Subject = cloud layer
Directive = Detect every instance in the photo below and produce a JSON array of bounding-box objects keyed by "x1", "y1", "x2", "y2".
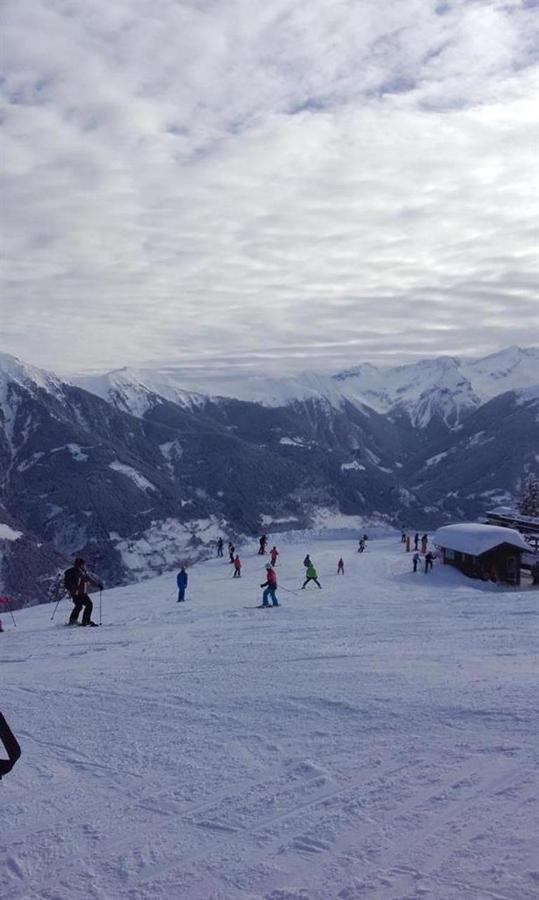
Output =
[{"x1": 1, "y1": 0, "x2": 538, "y2": 374}]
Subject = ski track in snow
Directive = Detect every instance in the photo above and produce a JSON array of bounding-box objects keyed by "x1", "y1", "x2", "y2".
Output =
[{"x1": 1, "y1": 538, "x2": 538, "y2": 900}]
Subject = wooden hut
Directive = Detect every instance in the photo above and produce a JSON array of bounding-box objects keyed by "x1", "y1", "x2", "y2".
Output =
[{"x1": 432, "y1": 523, "x2": 529, "y2": 586}]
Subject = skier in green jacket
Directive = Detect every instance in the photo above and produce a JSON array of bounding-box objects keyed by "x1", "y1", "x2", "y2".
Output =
[{"x1": 302, "y1": 564, "x2": 321, "y2": 589}]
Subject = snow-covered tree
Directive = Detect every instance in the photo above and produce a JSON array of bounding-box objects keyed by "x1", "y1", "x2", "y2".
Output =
[{"x1": 518, "y1": 473, "x2": 539, "y2": 517}]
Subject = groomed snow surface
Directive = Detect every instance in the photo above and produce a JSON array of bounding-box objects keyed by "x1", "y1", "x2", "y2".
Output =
[{"x1": 1, "y1": 537, "x2": 538, "y2": 900}]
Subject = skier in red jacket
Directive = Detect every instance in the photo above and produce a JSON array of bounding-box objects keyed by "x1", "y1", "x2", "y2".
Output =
[{"x1": 260, "y1": 564, "x2": 279, "y2": 607}]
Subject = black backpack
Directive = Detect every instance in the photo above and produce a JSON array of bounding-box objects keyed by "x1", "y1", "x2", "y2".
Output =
[{"x1": 63, "y1": 567, "x2": 79, "y2": 594}]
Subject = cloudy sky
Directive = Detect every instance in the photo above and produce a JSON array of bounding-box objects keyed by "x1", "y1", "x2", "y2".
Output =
[{"x1": 1, "y1": 0, "x2": 538, "y2": 376}]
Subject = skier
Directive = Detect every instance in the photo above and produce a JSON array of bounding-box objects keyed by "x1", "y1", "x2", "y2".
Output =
[
  {"x1": 302, "y1": 563, "x2": 322, "y2": 589},
  {"x1": 233, "y1": 555, "x2": 242, "y2": 578},
  {"x1": 405, "y1": 535, "x2": 411, "y2": 553},
  {"x1": 228, "y1": 542, "x2": 235, "y2": 563},
  {"x1": 424, "y1": 551, "x2": 434, "y2": 573},
  {"x1": 358, "y1": 538, "x2": 365, "y2": 553},
  {"x1": 0, "y1": 712, "x2": 21, "y2": 779},
  {"x1": 401, "y1": 529, "x2": 406, "y2": 544},
  {"x1": 412, "y1": 552, "x2": 420, "y2": 573},
  {"x1": 270, "y1": 546, "x2": 279, "y2": 566},
  {"x1": 363, "y1": 533, "x2": 369, "y2": 542},
  {"x1": 414, "y1": 532, "x2": 419, "y2": 551},
  {"x1": 260, "y1": 564, "x2": 279, "y2": 607},
  {"x1": 177, "y1": 566, "x2": 188, "y2": 601},
  {"x1": 0, "y1": 619, "x2": 3, "y2": 633},
  {"x1": 258, "y1": 534, "x2": 268, "y2": 555},
  {"x1": 337, "y1": 557, "x2": 344, "y2": 574},
  {"x1": 64, "y1": 558, "x2": 103, "y2": 627},
  {"x1": 217, "y1": 537, "x2": 224, "y2": 558},
  {"x1": 303, "y1": 553, "x2": 312, "y2": 568},
  {"x1": 421, "y1": 534, "x2": 428, "y2": 554}
]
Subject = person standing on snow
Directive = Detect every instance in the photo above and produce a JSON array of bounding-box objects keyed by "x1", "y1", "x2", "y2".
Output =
[
  {"x1": 421, "y1": 534, "x2": 428, "y2": 554},
  {"x1": 64, "y1": 558, "x2": 103, "y2": 627},
  {"x1": 177, "y1": 567, "x2": 188, "y2": 601},
  {"x1": 414, "y1": 532, "x2": 419, "y2": 551},
  {"x1": 233, "y1": 555, "x2": 242, "y2": 578},
  {"x1": 337, "y1": 557, "x2": 344, "y2": 574},
  {"x1": 358, "y1": 539, "x2": 365, "y2": 553},
  {"x1": 228, "y1": 542, "x2": 235, "y2": 563},
  {"x1": 424, "y1": 551, "x2": 434, "y2": 573},
  {"x1": 270, "y1": 546, "x2": 279, "y2": 566},
  {"x1": 260, "y1": 564, "x2": 279, "y2": 607},
  {"x1": 405, "y1": 535, "x2": 411, "y2": 552},
  {"x1": 217, "y1": 538, "x2": 224, "y2": 558},
  {"x1": 412, "y1": 552, "x2": 420, "y2": 573},
  {"x1": 259, "y1": 535, "x2": 268, "y2": 555},
  {"x1": 302, "y1": 563, "x2": 322, "y2": 589}
]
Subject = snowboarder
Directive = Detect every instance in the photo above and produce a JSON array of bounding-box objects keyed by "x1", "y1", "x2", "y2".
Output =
[
  {"x1": 64, "y1": 558, "x2": 103, "y2": 627},
  {"x1": 233, "y1": 555, "x2": 242, "y2": 578},
  {"x1": 412, "y1": 552, "x2": 420, "y2": 573},
  {"x1": 260, "y1": 564, "x2": 279, "y2": 606},
  {"x1": 0, "y1": 712, "x2": 21, "y2": 779},
  {"x1": 337, "y1": 557, "x2": 344, "y2": 574},
  {"x1": 258, "y1": 534, "x2": 268, "y2": 555},
  {"x1": 405, "y1": 535, "x2": 411, "y2": 553},
  {"x1": 177, "y1": 567, "x2": 188, "y2": 601},
  {"x1": 228, "y1": 542, "x2": 235, "y2": 563},
  {"x1": 302, "y1": 564, "x2": 321, "y2": 589},
  {"x1": 358, "y1": 538, "x2": 365, "y2": 553},
  {"x1": 270, "y1": 546, "x2": 279, "y2": 566},
  {"x1": 421, "y1": 534, "x2": 428, "y2": 554},
  {"x1": 414, "y1": 532, "x2": 419, "y2": 551},
  {"x1": 424, "y1": 551, "x2": 434, "y2": 573},
  {"x1": 217, "y1": 537, "x2": 224, "y2": 558},
  {"x1": 303, "y1": 554, "x2": 312, "y2": 568}
]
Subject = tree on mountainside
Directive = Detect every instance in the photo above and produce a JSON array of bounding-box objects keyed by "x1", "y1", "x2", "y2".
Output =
[{"x1": 518, "y1": 473, "x2": 539, "y2": 517}]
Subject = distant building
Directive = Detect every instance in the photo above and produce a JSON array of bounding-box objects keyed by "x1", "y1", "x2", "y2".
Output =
[
  {"x1": 432, "y1": 523, "x2": 530, "y2": 586},
  {"x1": 482, "y1": 507, "x2": 539, "y2": 551}
]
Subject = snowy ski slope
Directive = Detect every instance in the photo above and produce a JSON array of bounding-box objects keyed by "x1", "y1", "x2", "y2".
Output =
[{"x1": 1, "y1": 537, "x2": 538, "y2": 900}]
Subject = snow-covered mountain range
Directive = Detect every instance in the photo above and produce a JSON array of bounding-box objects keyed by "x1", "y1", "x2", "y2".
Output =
[
  {"x1": 75, "y1": 345, "x2": 539, "y2": 429},
  {"x1": 1, "y1": 347, "x2": 537, "y2": 606}
]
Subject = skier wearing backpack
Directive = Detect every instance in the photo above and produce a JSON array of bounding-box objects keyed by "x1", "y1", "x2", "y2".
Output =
[
  {"x1": 64, "y1": 558, "x2": 103, "y2": 627},
  {"x1": 302, "y1": 564, "x2": 322, "y2": 589},
  {"x1": 177, "y1": 567, "x2": 188, "y2": 601},
  {"x1": 260, "y1": 564, "x2": 279, "y2": 607}
]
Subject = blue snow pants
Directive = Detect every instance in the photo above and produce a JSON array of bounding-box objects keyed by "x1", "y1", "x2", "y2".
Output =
[{"x1": 262, "y1": 587, "x2": 278, "y2": 606}]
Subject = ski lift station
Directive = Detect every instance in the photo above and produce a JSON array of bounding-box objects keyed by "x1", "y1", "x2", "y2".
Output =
[{"x1": 432, "y1": 523, "x2": 531, "y2": 586}]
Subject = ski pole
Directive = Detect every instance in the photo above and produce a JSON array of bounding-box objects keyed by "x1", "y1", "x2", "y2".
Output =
[
  {"x1": 7, "y1": 601, "x2": 16, "y2": 627},
  {"x1": 50, "y1": 596, "x2": 63, "y2": 621}
]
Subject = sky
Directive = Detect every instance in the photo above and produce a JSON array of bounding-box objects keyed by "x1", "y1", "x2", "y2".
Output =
[{"x1": 1, "y1": 0, "x2": 538, "y2": 376}]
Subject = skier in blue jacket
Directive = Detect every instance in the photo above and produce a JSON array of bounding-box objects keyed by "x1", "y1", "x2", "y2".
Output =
[{"x1": 177, "y1": 567, "x2": 188, "y2": 602}]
